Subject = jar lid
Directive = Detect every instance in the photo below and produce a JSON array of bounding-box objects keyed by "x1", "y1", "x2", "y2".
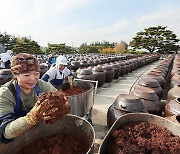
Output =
[
  {"x1": 138, "y1": 78, "x2": 161, "y2": 88},
  {"x1": 114, "y1": 94, "x2": 145, "y2": 112},
  {"x1": 131, "y1": 86, "x2": 159, "y2": 101}
]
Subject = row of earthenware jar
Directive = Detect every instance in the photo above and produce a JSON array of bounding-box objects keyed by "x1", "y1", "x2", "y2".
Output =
[
  {"x1": 75, "y1": 54, "x2": 160, "y2": 87},
  {"x1": 165, "y1": 54, "x2": 180, "y2": 125},
  {"x1": 130, "y1": 55, "x2": 174, "y2": 116},
  {"x1": 0, "y1": 53, "x2": 159, "y2": 86},
  {"x1": 107, "y1": 54, "x2": 176, "y2": 128}
]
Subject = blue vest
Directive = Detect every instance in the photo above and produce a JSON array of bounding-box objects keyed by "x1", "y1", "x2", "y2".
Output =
[{"x1": 14, "y1": 84, "x2": 41, "y2": 117}]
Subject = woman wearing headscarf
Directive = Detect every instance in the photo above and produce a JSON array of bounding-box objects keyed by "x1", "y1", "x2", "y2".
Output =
[
  {"x1": 0, "y1": 53, "x2": 66, "y2": 143},
  {"x1": 41, "y1": 55, "x2": 71, "y2": 88}
]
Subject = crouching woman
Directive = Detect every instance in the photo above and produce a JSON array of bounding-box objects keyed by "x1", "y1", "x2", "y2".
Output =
[{"x1": 0, "y1": 53, "x2": 58, "y2": 143}]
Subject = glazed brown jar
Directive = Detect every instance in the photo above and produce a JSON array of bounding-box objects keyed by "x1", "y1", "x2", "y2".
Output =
[
  {"x1": 167, "y1": 85, "x2": 180, "y2": 102},
  {"x1": 80, "y1": 60, "x2": 89, "y2": 68},
  {"x1": 92, "y1": 65, "x2": 106, "y2": 87},
  {"x1": 136, "y1": 78, "x2": 163, "y2": 100},
  {"x1": 110, "y1": 63, "x2": 120, "y2": 79},
  {"x1": 87, "y1": 60, "x2": 95, "y2": 67},
  {"x1": 107, "y1": 94, "x2": 145, "y2": 128},
  {"x1": 102, "y1": 64, "x2": 115, "y2": 83},
  {"x1": 0, "y1": 69, "x2": 13, "y2": 85},
  {"x1": 123, "y1": 61, "x2": 130, "y2": 74},
  {"x1": 166, "y1": 115, "x2": 180, "y2": 125},
  {"x1": 93, "y1": 59, "x2": 100, "y2": 66},
  {"x1": 148, "y1": 71, "x2": 166, "y2": 81},
  {"x1": 116, "y1": 62, "x2": 126, "y2": 76},
  {"x1": 170, "y1": 74, "x2": 180, "y2": 88},
  {"x1": 165, "y1": 98, "x2": 180, "y2": 116},
  {"x1": 71, "y1": 61, "x2": 81, "y2": 72},
  {"x1": 131, "y1": 86, "x2": 162, "y2": 116},
  {"x1": 149, "y1": 69, "x2": 167, "y2": 80},
  {"x1": 171, "y1": 66, "x2": 180, "y2": 77},
  {"x1": 76, "y1": 68, "x2": 95, "y2": 81},
  {"x1": 143, "y1": 74, "x2": 165, "y2": 88}
]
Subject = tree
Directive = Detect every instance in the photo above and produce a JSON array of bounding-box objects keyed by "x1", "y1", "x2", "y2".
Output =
[
  {"x1": 13, "y1": 37, "x2": 40, "y2": 54},
  {"x1": 130, "y1": 26, "x2": 179, "y2": 53},
  {"x1": 0, "y1": 31, "x2": 17, "y2": 50},
  {"x1": 100, "y1": 47, "x2": 114, "y2": 53},
  {"x1": 79, "y1": 41, "x2": 116, "y2": 53},
  {"x1": 114, "y1": 41, "x2": 128, "y2": 54},
  {"x1": 47, "y1": 43, "x2": 76, "y2": 54}
]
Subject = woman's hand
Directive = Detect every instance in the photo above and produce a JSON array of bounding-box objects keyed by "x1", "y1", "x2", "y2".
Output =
[{"x1": 26, "y1": 99, "x2": 60, "y2": 126}]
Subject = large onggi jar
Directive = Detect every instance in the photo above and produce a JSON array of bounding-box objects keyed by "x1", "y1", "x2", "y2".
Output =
[
  {"x1": 136, "y1": 77, "x2": 163, "y2": 100},
  {"x1": 102, "y1": 64, "x2": 115, "y2": 83},
  {"x1": 167, "y1": 85, "x2": 180, "y2": 102},
  {"x1": 76, "y1": 68, "x2": 95, "y2": 81},
  {"x1": 107, "y1": 94, "x2": 145, "y2": 128},
  {"x1": 92, "y1": 65, "x2": 106, "y2": 87},
  {"x1": 131, "y1": 86, "x2": 163, "y2": 116},
  {"x1": 0, "y1": 69, "x2": 13, "y2": 85},
  {"x1": 165, "y1": 98, "x2": 180, "y2": 116}
]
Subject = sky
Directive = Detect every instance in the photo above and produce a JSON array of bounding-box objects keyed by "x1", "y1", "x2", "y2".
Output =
[{"x1": 0, "y1": 0, "x2": 180, "y2": 47}]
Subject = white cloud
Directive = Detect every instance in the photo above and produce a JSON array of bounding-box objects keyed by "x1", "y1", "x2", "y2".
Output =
[{"x1": 137, "y1": 3, "x2": 180, "y2": 37}]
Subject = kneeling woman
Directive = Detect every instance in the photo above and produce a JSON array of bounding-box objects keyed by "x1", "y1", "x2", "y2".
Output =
[{"x1": 0, "y1": 53, "x2": 59, "y2": 143}]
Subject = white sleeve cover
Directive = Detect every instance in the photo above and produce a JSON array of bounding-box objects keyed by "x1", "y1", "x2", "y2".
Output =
[{"x1": 4, "y1": 116, "x2": 33, "y2": 139}]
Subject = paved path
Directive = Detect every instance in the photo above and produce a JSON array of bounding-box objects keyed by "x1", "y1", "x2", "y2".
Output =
[{"x1": 92, "y1": 60, "x2": 163, "y2": 153}]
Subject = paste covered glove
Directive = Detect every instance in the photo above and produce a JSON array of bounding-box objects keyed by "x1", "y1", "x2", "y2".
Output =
[{"x1": 26, "y1": 91, "x2": 70, "y2": 126}]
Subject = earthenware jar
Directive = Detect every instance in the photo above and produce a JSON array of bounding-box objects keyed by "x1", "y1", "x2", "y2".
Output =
[
  {"x1": 131, "y1": 86, "x2": 162, "y2": 115},
  {"x1": 123, "y1": 61, "x2": 130, "y2": 74},
  {"x1": 116, "y1": 62, "x2": 125, "y2": 76},
  {"x1": 71, "y1": 61, "x2": 81, "y2": 72},
  {"x1": 170, "y1": 74, "x2": 180, "y2": 88},
  {"x1": 87, "y1": 60, "x2": 95, "y2": 67},
  {"x1": 76, "y1": 68, "x2": 95, "y2": 81},
  {"x1": 0, "y1": 69, "x2": 13, "y2": 85},
  {"x1": 167, "y1": 85, "x2": 180, "y2": 102},
  {"x1": 102, "y1": 64, "x2": 115, "y2": 83},
  {"x1": 107, "y1": 94, "x2": 145, "y2": 128},
  {"x1": 136, "y1": 78, "x2": 163, "y2": 100},
  {"x1": 110, "y1": 63, "x2": 120, "y2": 79},
  {"x1": 143, "y1": 74, "x2": 165, "y2": 88},
  {"x1": 80, "y1": 60, "x2": 89, "y2": 68},
  {"x1": 93, "y1": 59, "x2": 100, "y2": 66},
  {"x1": 166, "y1": 115, "x2": 180, "y2": 125},
  {"x1": 165, "y1": 98, "x2": 180, "y2": 116},
  {"x1": 92, "y1": 65, "x2": 106, "y2": 87}
]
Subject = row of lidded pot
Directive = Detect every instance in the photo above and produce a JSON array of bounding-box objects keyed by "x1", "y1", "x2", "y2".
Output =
[
  {"x1": 0, "y1": 53, "x2": 160, "y2": 86},
  {"x1": 107, "y1": 54, "x2": 175, "y2": 128},
  {"x1": 75, "y1": 54, "x2": 160, "y2": 87},
  {"x1": 165, "y1": 54, "x2": 180, "y2": 124}
]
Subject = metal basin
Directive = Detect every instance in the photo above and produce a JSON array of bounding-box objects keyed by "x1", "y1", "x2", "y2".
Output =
[
  {"x1": 62, "y1": 80, "x2": 94, "y2": 117},
  {"x1": 0, "y1": 114, "x2": 95, "y2": 154},
  {"x1": 99, "y1": 113, "x2": 180, "y2": 154}
]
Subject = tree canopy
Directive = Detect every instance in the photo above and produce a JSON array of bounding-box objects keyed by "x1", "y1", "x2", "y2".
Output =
[
  {"x1": 0, "y1": 31, "x2": 16, "y2": 50},
  {"x1": 130, "y1": 26, "x2": 179, "y2": 54}
]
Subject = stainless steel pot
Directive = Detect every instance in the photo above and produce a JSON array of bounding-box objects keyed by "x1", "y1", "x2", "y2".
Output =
[
  {"x1": 99, "y1": 113, "x2": 180, "y2": 154},
  {"x1": 0, "y1": 114, "x2": 95, "y2": 154},
  {"x1": 67, "y1": 80, "x2": 94, "y2": 117}
]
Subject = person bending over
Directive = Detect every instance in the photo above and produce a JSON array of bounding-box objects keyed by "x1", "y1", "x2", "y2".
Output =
[{"x1": 41, "y1": 55, "x2": 71, "y2": 88}]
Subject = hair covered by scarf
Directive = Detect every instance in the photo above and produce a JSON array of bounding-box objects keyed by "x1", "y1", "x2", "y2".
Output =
[{"x1": 11, "y1": 53, "x2": 40, "y2": 74}]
